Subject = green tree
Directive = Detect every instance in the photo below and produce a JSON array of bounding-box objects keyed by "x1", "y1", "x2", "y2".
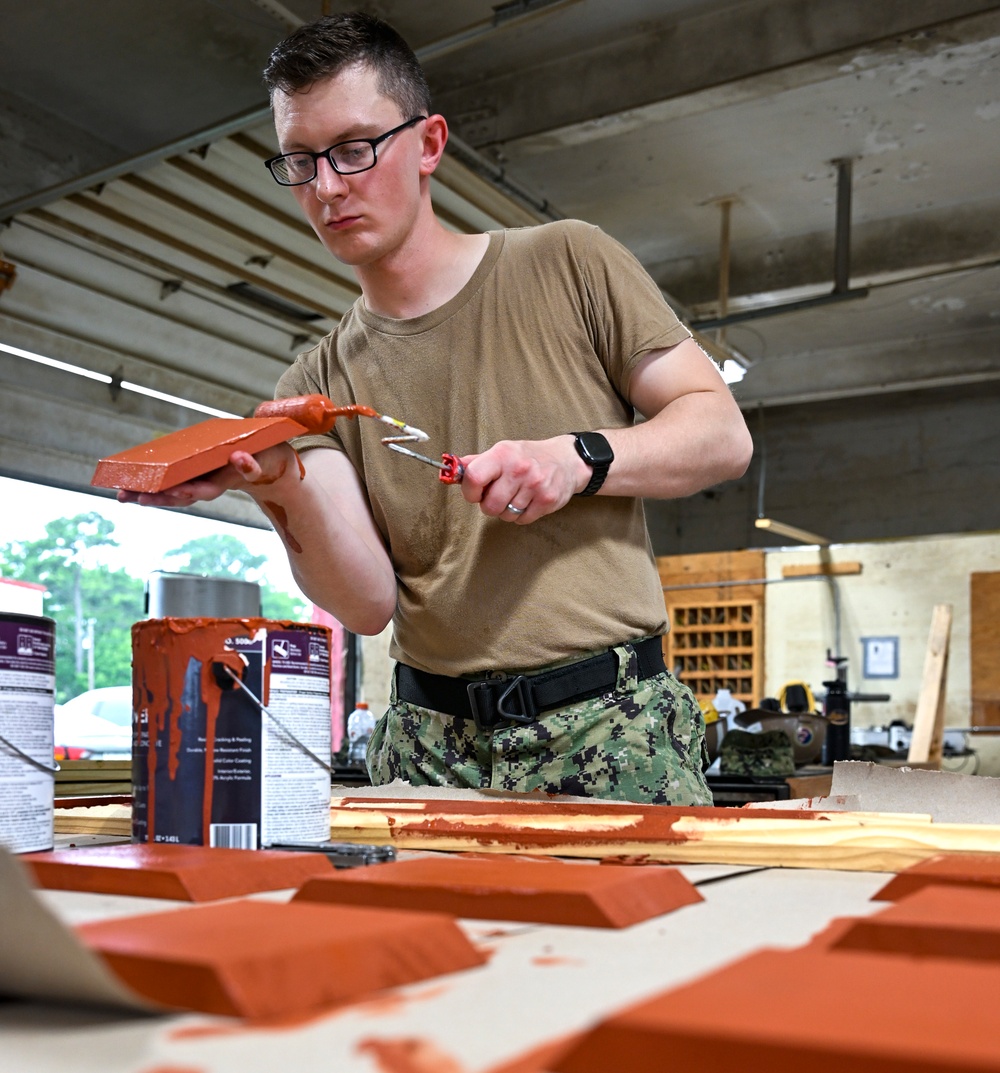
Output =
[
  {"x1": 0, "y1": 513, "x2": 143, "y2": 702},
  {"x1": 163, "y1": 534, "x2": 309, "y2": 621},
  {"x1": 163, "y1": 534, "x2": 267, "y2": 579}
]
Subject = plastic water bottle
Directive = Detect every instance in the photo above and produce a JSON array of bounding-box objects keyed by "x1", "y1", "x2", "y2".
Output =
[{"x1": 346, "y1": 701, "x2": 375, "y2": 765}]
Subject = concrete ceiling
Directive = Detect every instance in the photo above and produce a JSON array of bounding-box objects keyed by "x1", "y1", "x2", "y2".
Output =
[{"x1": 0, "y1": 0, "x2": 998, "y2": 546}]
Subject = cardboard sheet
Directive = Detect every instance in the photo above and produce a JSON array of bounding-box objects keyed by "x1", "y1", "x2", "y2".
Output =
[
  {"x1": 830, "y1": 761, "x2": 1000, "y2": 823},
  {"x1": 0, "y1": 847, "x2": 156, "y2": 1012}
]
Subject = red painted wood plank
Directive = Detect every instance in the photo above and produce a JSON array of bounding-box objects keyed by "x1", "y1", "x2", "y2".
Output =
[
  {"x1": 22, "y1": 843, "x2": 335, "y2": 901},
  {"x1": 294, "y1": 856, "x2": 702, "y2": 928}
]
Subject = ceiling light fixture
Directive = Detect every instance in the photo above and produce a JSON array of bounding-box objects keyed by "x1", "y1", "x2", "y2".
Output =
[{"x1": 754, "y1": 516, "x2": 831, "y2": 546}]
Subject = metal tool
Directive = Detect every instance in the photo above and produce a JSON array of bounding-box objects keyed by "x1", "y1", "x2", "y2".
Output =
[
  {"x1": 262, "y1": 394, "x2": 464, "y2": 483},
  {"x1": 383, "y1": 443, "x2": 465, "y2": 483},
  {"x1": 268, "y1": 840, "x2": 397, "y2": 868}
]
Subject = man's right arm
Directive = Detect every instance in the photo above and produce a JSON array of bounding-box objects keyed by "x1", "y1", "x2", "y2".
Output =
[{"x1": 119, "y1": 443, "x2": 397, "y2": 635}]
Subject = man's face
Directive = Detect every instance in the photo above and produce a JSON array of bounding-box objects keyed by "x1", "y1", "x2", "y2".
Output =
[{"x1": 271, "y1": 64, "x2": 426, "y2": 268}]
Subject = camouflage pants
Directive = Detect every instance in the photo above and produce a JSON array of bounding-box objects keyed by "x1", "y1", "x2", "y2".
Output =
[{"x1": 367, "y1": 640, "x2": 712, "y2": 806}]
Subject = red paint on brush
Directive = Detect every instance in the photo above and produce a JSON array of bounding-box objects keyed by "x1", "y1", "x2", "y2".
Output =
[{"x1": 254, "y1": 395, "x2": 378, "y2": 433}]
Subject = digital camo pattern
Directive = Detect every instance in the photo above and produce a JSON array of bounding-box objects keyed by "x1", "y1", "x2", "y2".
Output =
[
  {"x1": 719, "y1": 728, "x2": 796, "y2": 778},
  {"x1": 367, "y1": 641, "x2": 712, "y2": 805}
]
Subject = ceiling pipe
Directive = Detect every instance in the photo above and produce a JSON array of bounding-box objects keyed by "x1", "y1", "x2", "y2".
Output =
[
  {"x1": 692, "y1": 157, "x2": 869, "y2": 331},
  {"x1": 753, "y1": 405, "x2": 831, "y2": 547}
]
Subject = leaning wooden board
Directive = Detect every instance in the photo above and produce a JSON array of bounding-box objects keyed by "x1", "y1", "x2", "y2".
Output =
[{"x1": 327, "y1": 797, "x2": 1000, "y2": 873}]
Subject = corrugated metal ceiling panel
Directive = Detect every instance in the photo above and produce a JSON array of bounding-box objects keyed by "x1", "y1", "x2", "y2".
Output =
[{"x1": 0, "y1": 117, "x2": 543, "y2": 527}]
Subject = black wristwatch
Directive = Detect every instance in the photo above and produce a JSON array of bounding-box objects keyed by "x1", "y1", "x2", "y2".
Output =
[{"x1": 572, "y1": 432, "x2": 614, "y2": 496}]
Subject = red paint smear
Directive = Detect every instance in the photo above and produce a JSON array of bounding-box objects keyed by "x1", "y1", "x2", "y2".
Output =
[
  {"x1": 167, "y1": 979, "x2": 451, "y2": 1040},
  {"x1": 331, "y1": 797, "x2": 825, "y2": 853},
  {"x1": 355, "y1": 983, "x2": 451, "y2": 1018},
  {"x1": 356, "y1": 1037, "x2": 466, "y2": 1073},
  {"x1": 138, "y1": 1067, "x2": 206, "y2": 1073},
  {"x1": 263, "y1": 500, "x2": 303, "y2": 554},
  {"x1": 532, "y1": 955, "x2": 585, "y2": 967}
]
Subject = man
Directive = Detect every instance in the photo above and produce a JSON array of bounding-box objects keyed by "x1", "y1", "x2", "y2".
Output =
[{"x1": 126, "y1": 12, "x2": 752, "y2": 804}]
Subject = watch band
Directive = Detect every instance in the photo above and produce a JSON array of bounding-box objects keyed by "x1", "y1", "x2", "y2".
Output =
[{"x1": 572, "y1": 432, "x2": 614, "y2": 496}]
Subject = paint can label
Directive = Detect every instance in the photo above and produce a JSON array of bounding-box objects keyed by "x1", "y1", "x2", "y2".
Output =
[
  {"x1": 0, "y1": 614, "x2": 56, "y2": 853},
  {"x1": 132, "y1": 619, "x2": 332, "y2": 848}
]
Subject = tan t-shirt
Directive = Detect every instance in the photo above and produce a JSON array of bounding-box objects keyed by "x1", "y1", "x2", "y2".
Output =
[{"x1": 277, "y1": 220, "x2": 690, "y2": 676}]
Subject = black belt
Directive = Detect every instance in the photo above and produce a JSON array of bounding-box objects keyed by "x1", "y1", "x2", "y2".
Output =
[{"x1": 395, "y1": 636, "x2": 665, "y2": 732}]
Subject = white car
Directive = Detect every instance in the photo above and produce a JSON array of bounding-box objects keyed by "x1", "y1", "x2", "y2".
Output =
[{"x1": 54, "y1": 686, "x2": 133, "y2": 760}]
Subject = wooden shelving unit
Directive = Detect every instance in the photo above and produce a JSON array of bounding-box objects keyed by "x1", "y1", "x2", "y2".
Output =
[
  {"x1": 657, "y1": 550, "x2": 765, "y2": 709},
  {"x1": 664, "y1": 600, "x2": 762, "y2": 707}
]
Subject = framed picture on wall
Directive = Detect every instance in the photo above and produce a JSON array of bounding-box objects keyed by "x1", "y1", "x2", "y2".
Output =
[{"x1": 862, "y1": 636, "x2": 899, "y2": 679}]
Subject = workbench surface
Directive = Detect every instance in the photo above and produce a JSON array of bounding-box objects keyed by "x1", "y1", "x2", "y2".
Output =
[{"x1": 1, "y1": 850, "x2": 889, "y2": 1073}]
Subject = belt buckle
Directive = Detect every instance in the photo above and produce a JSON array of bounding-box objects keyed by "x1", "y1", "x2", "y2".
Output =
[{"x1": 467, "y1": 675, "x2": 537, "y2": 731}]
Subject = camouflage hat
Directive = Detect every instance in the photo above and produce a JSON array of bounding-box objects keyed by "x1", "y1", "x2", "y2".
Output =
[{"x1": 719, "y1": 728, "x2": 795, "y2": 778}]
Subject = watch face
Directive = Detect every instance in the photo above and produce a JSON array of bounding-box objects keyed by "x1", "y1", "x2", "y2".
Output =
[{"x1": 575, "y1": 432, "x2": 614, "y2": 466}]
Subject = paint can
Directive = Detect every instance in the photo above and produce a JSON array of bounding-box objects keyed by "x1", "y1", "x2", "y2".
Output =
[
  {"x1": 132, "y1": 617, "x2": 332, "y2": 848},
  {"x1": 0, "y1": 613, "x2": 57, "y2": 853},
  {"x1": 144, "y1": 571, "x2": 261, "y2": 619}
]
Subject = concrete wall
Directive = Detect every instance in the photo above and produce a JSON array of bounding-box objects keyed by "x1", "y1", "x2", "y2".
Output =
[
  {"x1": 645, "y1": 383, "x2": 1000, "y2": 556},
  {"x1": 764, "y1": 531, "x2": 1000, "y2": 772}
]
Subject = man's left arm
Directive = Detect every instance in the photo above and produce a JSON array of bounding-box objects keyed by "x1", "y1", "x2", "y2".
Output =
[
  {"x1": 597, "y1": 336, "x2": 753, "y2": 498},
  {"x1": 458, "y1": 337, "x2": 752, "y2": 520}
]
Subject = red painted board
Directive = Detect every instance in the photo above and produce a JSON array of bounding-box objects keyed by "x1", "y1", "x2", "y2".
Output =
[
  {"x1": 294, "y1": 856, "x2": 702, "y2": 928},
  {"x1": 77, "y1": 899, "x2": 486, "y2": 1018},
  {"x1": 330, "y1": 797, "x2": 824, "y2": 853},
  {"x1": 833, "y1": 884, "x2": 1000, "y2": 962},
  {"x1": 90, "y1": 416, "x2": 307, "y2": 493},
  {"x1": 553, "y1": 946, "x2": 1000, "y2": 1073},
  {"x1": 874, "y1": 852, "x2": 1000, "y2": 901},
  {"x1": 22, "y1": 843, "x2": 336, "y2": 901}
]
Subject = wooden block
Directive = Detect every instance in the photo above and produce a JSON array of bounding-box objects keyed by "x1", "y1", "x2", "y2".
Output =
[
  {"x1": 874, "y1": 853, "x2": 1000, "y2": 901},
  {"x1": 971, "y1": 571, "x2": 1000, "y2": 727},
  {"x1": 552, "y1": 946, "x2": 1000, "y2": 1073},
  {"x1": 907, "y1": 603, "x2": 952, "y2": 766},
  {"x1": 53, "y1": 802, "x2": 131, "y2": 836},
  {"x1": 781, "y1": 561, "x2": 862, "y2": 578},
  {"x1": 833, "y1": 885, "x2": 1000, "y2": 962},
  {"x1": 78, "y1": 899, "x2": 486, "y2": 1018},
  {"x1": 90, "y1": 415, "x2": 307, "y2": 492},
  {"x1": 55, "y1": 760, "x2": 132, "y2": 783},
  {"x1": 294, "y1": 856, "x2": 702, "y2": 928},
  {"x1": 21, "y1": 843, "x2": 336, "y2": 901}
]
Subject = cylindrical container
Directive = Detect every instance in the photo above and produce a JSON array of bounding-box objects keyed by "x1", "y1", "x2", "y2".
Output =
[
  {"x1": 346, "y1": 701, "x2": 375, "y2": 766},
  {"x1": 821, "y1": 677, "x2": 852, "y2": 765},
  {"x1": 132, "y1": 617, "x2": 332, "y2": 849},
  {"x1": 0, "y1": 613, "x2": 56, "y2": 853},
  {"x1": 145, "y1": 572, "x2": 261, "y2": 619}
]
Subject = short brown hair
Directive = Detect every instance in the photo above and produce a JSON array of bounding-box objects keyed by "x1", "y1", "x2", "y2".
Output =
[{"x1": 263, "y1": 11, "x2": 431, "y2": 118}]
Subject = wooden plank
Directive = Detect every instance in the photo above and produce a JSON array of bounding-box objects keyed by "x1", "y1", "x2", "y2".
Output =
[
  {"x1": 658, "y1": 550, "x2": 765, "y2": 602},
  {"x1": 907, "y1": 603, "x2": 953, "y2": 766},
  {"x1": 325, "y1": 798, "x2": 1000, "y2": 874},
  {"x1": 781, "y1": 561, "x2": 862, "y2": 578},
  {"x1": 971, "y1": 572, "x2": 1000, "y2": 727}
]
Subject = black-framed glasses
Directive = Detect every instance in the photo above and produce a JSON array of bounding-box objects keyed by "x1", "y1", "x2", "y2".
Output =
[{"x1": 264, "y1": 116, "x2": 427, "y2": 186}]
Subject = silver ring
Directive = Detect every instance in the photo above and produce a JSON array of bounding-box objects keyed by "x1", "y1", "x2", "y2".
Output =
[{"x1": 505, "y1": 503, "x2": 525, "y2": 515}]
